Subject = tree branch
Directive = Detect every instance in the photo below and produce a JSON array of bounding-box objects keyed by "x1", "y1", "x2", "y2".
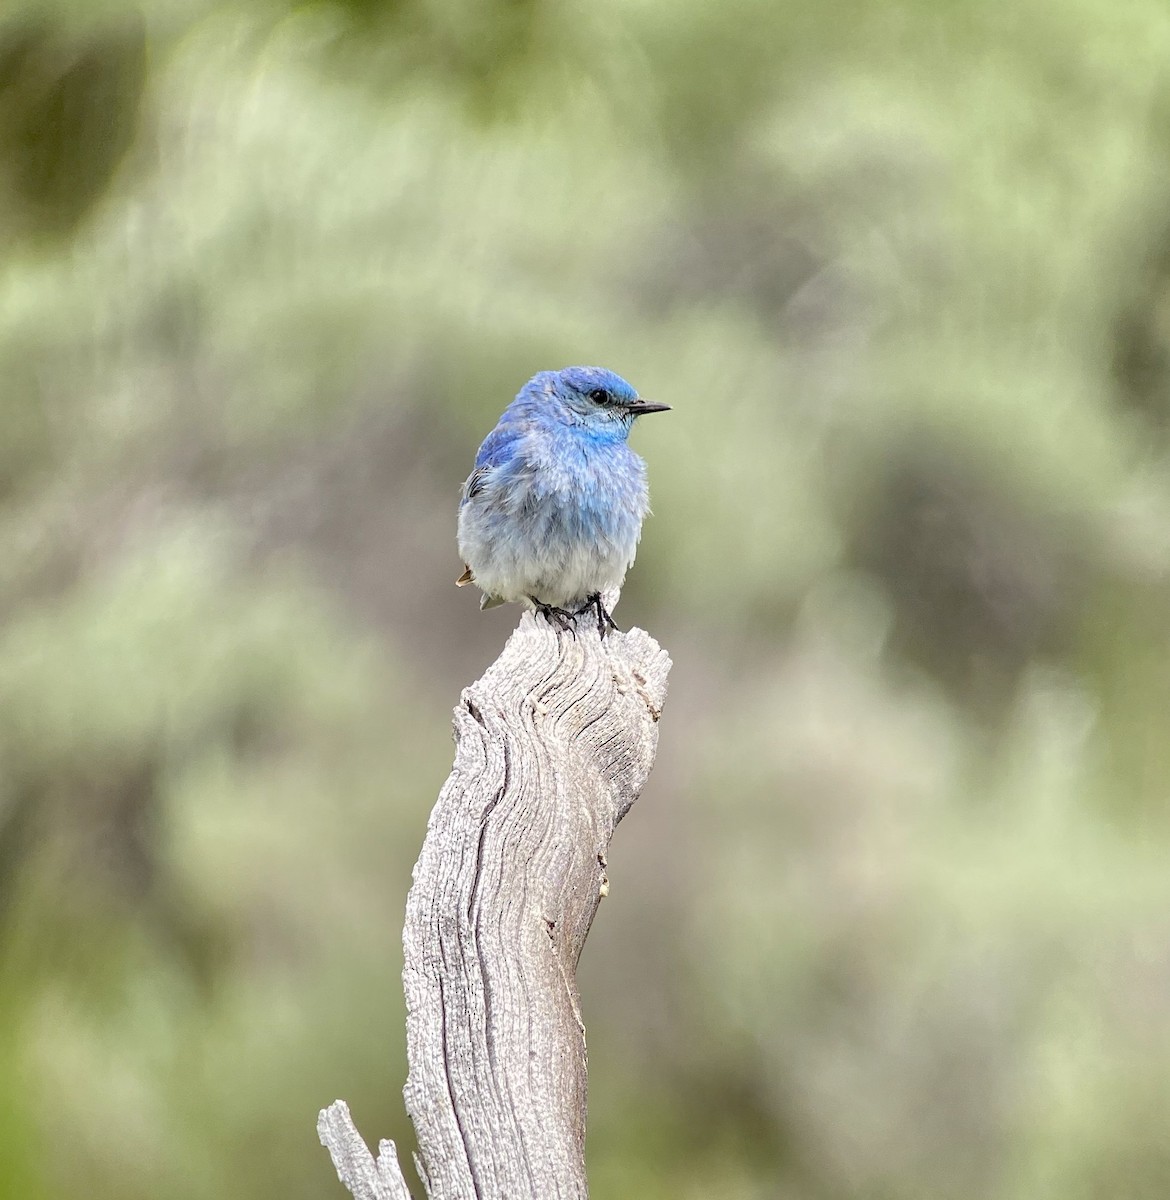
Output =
[
  {"x1": 317, "y1": 1101, "x2": 413, "y2": 1200},
  {"x1": 318, "y1": 608, "x2": 670, "y2": 1199}
]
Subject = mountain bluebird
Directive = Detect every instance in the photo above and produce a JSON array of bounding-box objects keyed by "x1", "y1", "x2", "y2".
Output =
[{"x1": 456, "y1": 366, "x2": 670, "y2": 635}]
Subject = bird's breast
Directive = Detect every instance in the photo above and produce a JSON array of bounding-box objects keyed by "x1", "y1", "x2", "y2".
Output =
[{"x1": 529, "y1": 442, "x2": 647, "y2": 539}]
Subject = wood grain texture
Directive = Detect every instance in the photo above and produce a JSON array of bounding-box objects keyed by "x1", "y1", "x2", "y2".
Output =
[
  {"x1": 319, "y1": 608, "x2": 670, "y2": 1199},
  {"x1": 317, "y1": 1101, "x2": 413, "y2": 1200}
]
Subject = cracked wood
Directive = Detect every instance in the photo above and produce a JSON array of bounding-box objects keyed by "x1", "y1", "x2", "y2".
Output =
[{"x1": 319, "y1": 607, "x2": 670, "y2": 1200}]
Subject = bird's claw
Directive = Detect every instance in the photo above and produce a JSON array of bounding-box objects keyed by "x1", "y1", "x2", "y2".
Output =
[
  {"x1": 530, "y1": 597, "x2": 578, "y2": 635},
  {"x1": 574, "y1": 593, "x2": 620, "y2": 638}
]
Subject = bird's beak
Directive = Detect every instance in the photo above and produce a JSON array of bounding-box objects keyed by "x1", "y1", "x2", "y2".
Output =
[{"x1": 626, "y1": 399, "x2": 672, "y2": 416}]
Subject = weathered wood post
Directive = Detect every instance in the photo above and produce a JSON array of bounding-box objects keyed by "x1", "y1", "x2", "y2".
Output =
[{"x1": 318, "y1": 605, "x2": 670, "y2": 1199}]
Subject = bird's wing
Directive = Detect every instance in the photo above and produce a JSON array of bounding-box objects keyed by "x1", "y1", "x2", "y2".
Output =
[
  {"x1": 463, "y1": 467, "x2": 489, "y2": 501},
  {"x1": 460, "y1": 423, "x2": 524, "y2": 506}
]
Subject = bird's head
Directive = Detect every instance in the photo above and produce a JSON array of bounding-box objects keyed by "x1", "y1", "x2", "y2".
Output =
[{"x1": 533, "y1": 366, "x2": 671, "y2": 434}]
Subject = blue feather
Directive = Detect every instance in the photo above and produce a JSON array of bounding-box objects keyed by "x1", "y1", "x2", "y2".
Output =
[{"x1": 455, "y1": 366, "x2": 668, "y2": 626}]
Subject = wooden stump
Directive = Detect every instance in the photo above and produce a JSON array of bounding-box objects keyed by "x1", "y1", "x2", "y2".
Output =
[{"x1": 319, "y1": 609, "x2": 670, "y2": 1200}]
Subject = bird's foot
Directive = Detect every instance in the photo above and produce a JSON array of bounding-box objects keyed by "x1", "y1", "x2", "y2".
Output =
[
  {"x1": 574, "y1": 592, "x2": 620, "y2": 638},
  {"x1": 530, "y1": 596, "x2": 577, "y2": 635}
]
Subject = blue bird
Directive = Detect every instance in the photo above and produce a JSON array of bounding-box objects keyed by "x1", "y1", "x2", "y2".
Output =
[{"x1": 456, "y1": 366, "x2": 670, "y2": 635}]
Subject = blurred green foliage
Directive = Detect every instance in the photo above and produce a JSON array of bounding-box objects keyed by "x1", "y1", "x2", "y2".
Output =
[{"x1": 2, "y1": 1, "x2": 1170, "y2": 1197}]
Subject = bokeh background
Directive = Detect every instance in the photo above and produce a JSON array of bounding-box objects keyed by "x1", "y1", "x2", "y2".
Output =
[{"x1": 3, "y1": 1, "x2": 1170, "y2": 1197}]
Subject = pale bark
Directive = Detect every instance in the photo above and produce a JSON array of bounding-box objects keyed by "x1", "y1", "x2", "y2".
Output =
[{"x1": 319, "y1": 608, "x2": 670, "y2": 1199}]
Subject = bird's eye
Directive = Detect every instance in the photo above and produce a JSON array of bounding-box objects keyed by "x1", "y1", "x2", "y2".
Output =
[{"x1": 588, "y1": 388, "x2": 611, "y2": 406}]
